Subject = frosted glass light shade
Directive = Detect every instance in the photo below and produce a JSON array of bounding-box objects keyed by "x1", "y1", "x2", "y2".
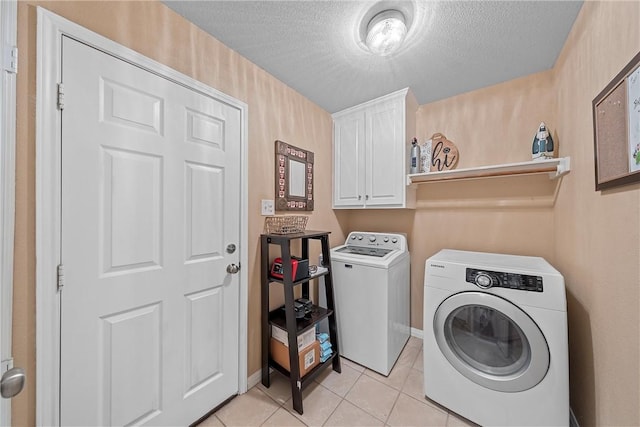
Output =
[{"x1": 365, "y1": 10, "x2": 407, "y2": 56}]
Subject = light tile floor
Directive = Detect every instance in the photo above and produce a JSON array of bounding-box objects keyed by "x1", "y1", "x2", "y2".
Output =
[{"x1": 198, "y1": 337, "x2": 477, "y2": 427}]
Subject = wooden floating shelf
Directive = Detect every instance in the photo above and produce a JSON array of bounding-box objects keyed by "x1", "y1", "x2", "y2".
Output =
[{"x1": 407, "y1": 157, "x2": 571, "y2": 185}]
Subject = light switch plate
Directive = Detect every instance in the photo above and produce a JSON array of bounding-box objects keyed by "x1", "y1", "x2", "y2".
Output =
[{"x1": 261, "y1": 199, "x2": 274, "y2": 216}]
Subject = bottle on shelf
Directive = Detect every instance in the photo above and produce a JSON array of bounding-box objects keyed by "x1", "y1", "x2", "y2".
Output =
[{"x1": 410, "y1": 137, "x2": 419, "y2": 174}]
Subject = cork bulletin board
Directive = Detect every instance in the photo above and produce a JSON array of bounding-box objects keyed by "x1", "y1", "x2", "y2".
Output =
[{"x1": 593, "y1": 50, "x2": 640, "y2": 191}]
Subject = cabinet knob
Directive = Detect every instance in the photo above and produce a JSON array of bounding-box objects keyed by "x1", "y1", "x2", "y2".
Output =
[
  {"x1": 358, "y1": 195, "x2": 362, "y2": 200},
  {"x1": 365, "y1": 195, "x2": 369, "y2": 200}
]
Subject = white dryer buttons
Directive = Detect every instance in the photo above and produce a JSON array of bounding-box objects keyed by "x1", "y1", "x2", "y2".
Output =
[{"x1": 369, "y1": 236, "x2": 376, "y2": 242}]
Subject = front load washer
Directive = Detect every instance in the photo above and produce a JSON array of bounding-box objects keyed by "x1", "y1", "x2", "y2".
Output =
[
  {"x1": 321, "y1": 232, "x2": 410, "y2": 375},
  {"x1": 423, "y1": 250, "x2": 569, "y2": 426}
]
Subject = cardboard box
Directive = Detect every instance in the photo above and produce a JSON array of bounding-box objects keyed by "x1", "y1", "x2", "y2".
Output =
[
  {"x1": 271, "y1": 324, "x2": 316, "y2": 351},
  {"x1": 270, "y1": 338, "x2": 320, "y2": 377}
]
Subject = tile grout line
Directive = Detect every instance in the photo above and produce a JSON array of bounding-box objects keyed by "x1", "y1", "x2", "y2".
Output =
[
  {"x1": 342, "y1": 375, "x2": 398, "y2": 424},
  {"x1": 256, "y1": 378, "x2": 291, "y2": 426},
  {"x1": 340, "y1": 349, "x2": 420, "y2": 424},
  {"x1": 215, "y1": 414, "x2": 227, "y2": 427},
  {"x1": 210, "y1": 344, "x2": 428, "y2": 426},
  {"x1": 259, "y1": 373, "x2": 290, "y2": 408},
  {"x1": 384, "y1": 385, "x2": 403, "y2": 426},
  {"x1": 283, "y1": 380, "x2": 343, "y2": 426},
  {"x1": 320, "y1": 364, "x2": 365, "y2": 426},
  {"x1": 252, "y1": 386, "x2": 282, "y2": 426}
]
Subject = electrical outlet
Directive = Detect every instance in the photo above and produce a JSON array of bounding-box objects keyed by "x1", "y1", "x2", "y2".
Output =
[{"x1": 261, "y1": 199, "x2": 274, "y2": 216}]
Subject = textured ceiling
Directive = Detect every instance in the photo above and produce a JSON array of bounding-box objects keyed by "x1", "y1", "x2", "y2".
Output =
[{"x1": 163, "y1": 1, "x2": 583, "y2": 113}]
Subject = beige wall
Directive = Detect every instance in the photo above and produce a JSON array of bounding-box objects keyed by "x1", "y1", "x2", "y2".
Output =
[
  {"x1": 407, "y1": 70, "x2": 558, "y2": 330},
  {"x1": 11, "y1": 1, "x2": 640, "y2": 426},
  {"x1": 14, "y1": 2, "x2": 345, "y2": 425},
  {"x1": 347, "y1": 68, "x2": 561, "y2": 329},
  {"x1": 553, "y1": 2, "x2": 640, "y2": 425},
  {"x1": 404, "y1": 2, "x2": 640, "y2": 425}
]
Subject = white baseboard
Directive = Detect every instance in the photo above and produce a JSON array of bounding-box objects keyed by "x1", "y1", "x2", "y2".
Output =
[
  {"x1": 246, "y1": 369, "x2": 263, "y2": 391},
  {"x1": 411, "y1": 327, "x2": 424, "y2": 340}
]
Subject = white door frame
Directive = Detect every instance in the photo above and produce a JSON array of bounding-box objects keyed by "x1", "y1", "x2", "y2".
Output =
[
  {"x1": 35, "y1": 8, "x2": 249, "y2": 426},
  {"x1": 0, "y1": 1, "x2": 17, "y2": 426}
]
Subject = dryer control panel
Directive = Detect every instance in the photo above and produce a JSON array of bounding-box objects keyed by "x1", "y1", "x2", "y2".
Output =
[{"x1": 466, "y1": 268, "x2": 543, "y2": 292}]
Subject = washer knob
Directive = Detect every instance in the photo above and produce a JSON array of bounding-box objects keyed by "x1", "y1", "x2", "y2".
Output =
[
  {"x1": 391, "y1": 238, "x2": 398, "y2": 243},
  {"x1": 369, "y1": 235, "x2": 376, "y2": 242},
  {"x1": 383, "y1": 237, "x2": 389, "y2": 242},
  {"x1": 351, "y1": 235, "x2": 357, "y2": 240},
  {"x1": 475, "y1": 273, "x2": 493, "y2": 289},
  {"x1": 357, "y1": 235, "x2": 363, "y2": 240}
]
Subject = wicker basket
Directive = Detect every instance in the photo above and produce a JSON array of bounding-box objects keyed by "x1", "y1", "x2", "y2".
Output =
[{"x1": 264, "y1": 215, "x2": 308, "y2": 235}]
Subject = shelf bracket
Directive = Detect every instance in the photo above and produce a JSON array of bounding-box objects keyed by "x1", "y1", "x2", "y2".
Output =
[
  {"x1": 551, "y1": 157, "x2": 571, "y2": 179},
  {"x1": 406, "y1": 174, "x2": 420, "y2": 189}
]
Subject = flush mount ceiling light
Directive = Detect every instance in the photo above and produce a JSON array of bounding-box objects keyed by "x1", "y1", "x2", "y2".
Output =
[{"x1": 365, "y1": 9, "x2": 407, "y2": 56}]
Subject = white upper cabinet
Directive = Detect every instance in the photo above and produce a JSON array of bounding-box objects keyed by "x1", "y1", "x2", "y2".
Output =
[
  {"x1": 333, "y1": 110, "x2": 366, "y2": 207},
  {"x1": 332, "y1": 88, "x2": 416, "y2": 209}
]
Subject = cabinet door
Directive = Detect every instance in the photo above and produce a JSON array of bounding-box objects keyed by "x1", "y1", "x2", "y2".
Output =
[
  {"x1": 333, "y1": 112, "x2": 366, "y2": 207},
  {"x1": 365, "y1": 98, "x2": 405, "y2": 206}
]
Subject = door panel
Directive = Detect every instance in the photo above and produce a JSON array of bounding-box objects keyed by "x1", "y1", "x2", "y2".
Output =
[
  {"x1": 185, "y1": 163, "x2": 224, "y2": 262},
  {"x1": 61, "y1": 36, "x2": 240, "y2": 425},
  {"x1": 100, "y1": 78, "x2": 163, "y2": 134},
  {"x1": 184, "y1": 287, "x2": 223, "y2": 396},
  {"x1": 333, "y1": 113, "x2": 365, "y2": 207},
  {"x1": 102, "y1": 304, "x2": 162, "y2": 426},
  {"x1": 366, "y1": 99, "x2": 403, "y2": 206},
  {"x1": 101, "y1": 147, "x2": 163, "y2": 275}
]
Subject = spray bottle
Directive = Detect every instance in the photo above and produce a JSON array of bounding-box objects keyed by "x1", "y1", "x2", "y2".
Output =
[{"x1": 410, "y1": 137, "x2": 420, "y2": 174}]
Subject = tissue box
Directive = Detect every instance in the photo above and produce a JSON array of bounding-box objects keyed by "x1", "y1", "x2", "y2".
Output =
[
  {"x1": 419, "y1": 138, "x2": 432, "y2": 173},
  {"x1": 270, "y1": 339, "x2": 320, "y2": 376}
]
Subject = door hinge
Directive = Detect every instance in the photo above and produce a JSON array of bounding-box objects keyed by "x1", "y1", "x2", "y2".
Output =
[
  {"x1": 57, "y1": 264, "x2": 65, "y2": 291},
  {"x1": 57, "y1": 83, "x2": 65, "y2": 110},
  {"x1": 3, "y1": 45, "x2": 17, "y2": 74}
]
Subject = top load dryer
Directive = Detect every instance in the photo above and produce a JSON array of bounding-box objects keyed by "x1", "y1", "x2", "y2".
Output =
[{"x1": 326, "y1": 231, "x2": 410, "y2": 375}]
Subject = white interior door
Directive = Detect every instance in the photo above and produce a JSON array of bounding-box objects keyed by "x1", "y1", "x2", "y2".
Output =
[
  {"x1": 0, "y1": 1, "x2": 22, "y2": 425},
  {"x1": 60, "y1": 35, "x2": 241, "y2": 426}
]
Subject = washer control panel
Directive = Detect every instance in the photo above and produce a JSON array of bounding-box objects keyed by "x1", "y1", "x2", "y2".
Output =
[
  {"x1": 465, "y1": 268, "x2": 543, "y2": 292},
  {"x1": 345, "y1": 232, "x2": 407, "y2": 252}
]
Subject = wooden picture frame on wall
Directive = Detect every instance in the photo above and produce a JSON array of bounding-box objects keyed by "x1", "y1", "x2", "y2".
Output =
[
  {"x1": 592, "y1": 50, "x2": 640, "y2": 191},
  {"x1": 275, "y1": 140, "x2": 314, "y2": 211}
]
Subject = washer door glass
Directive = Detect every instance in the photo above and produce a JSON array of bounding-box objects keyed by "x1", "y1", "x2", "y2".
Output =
[{"x1": 434, "y1": 292, "x2": 549, "y2": 392}]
